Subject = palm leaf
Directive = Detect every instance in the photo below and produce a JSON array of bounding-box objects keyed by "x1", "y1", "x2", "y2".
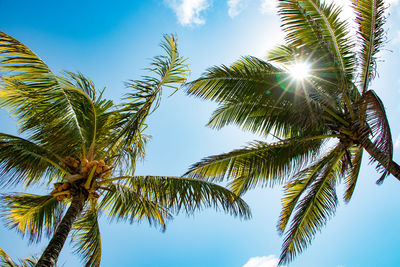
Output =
[
  {"x1": 107, "y1": 34, "x2": 188, "y2": 161},
  {"x1": 186, "y1": 56, "x2": 283, "y2": 103},
  {"x1": 1, "y1": 193, "x2": 65, "y2": 243},
  {"x1": 343, "y1": 147, "x2": 363, "y2": 202},
  {"x1": 72, "y1": 200, "x2": 102, "y2": 267},
  {"x1": 186, "y1": 56, "x2": 335, "y2": 137},
  {"x1": 0, "y1": 133, "x2": 66, "y2": 186},
  {"x1": 121, "y1": 176, "x2": 251, "y2": 218},
  {"x1": 0, "y1": 248, "x2": 18, "y2": 267},
  {"x1": 0, "y1": 248, "x2": 44, "y2": 267},
  {"x1": 359, "y1": 90, "x2": 393, "y2": 183},
  {"x1": 352, "y1": 0, "x2": 386, "y2": 93},
  {"x1": 0, "y1": 31, "x2": 97, "y2": 158},
  {"x1": 100, "y1": 182, "x2": 172, "y2": 230},
  {"x1": 278, "y1": 0, "x2": 355, "y2": 86},
  {"x1": 277, "y1": 152, "x2": 334, "y2": 235},
  {"x1": 279, "y1": 144, "x2": 346, "y2": 264},
  {"x1": 185, "y1": 136, "x2": 332, "y2": 195}
]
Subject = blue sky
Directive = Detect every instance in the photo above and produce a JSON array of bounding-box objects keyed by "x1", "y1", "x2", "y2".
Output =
[{"x1": 1, "y1": 0, "x2": 400, "y2": 266}]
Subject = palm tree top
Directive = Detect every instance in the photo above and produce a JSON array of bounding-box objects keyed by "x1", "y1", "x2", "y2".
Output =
[
  {"x1": 0, "y1": 31, "x2": 251, "y2": 266},
  {"x1": 184, "y1": 0, "x2": 397, "y2": 264}
]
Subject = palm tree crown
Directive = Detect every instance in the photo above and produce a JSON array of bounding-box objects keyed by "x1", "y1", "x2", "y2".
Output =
[
  {"x1": 184, "y1": 0, "x2": 399, "y2": 264},
  {"x1": 0, "y1": 31, "x2": 250, "y2": 266}
]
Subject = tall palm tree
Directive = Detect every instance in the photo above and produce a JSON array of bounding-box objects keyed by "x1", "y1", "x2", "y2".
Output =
[
  {"x1": 184, "y1": 0, "x2": 399, "y2": 264},
  {"x1": 0, "y1": 31, "x2": 250, "y2": 266}
]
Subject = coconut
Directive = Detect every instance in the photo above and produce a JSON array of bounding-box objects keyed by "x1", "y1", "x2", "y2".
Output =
[
  {"x1": 99, "y1": 159, "x2": 105, "y2": 166},
  {"x1": 82, "y1": 159, "x2": 88, "y2": 166},
  {"x1": 61, "y1": 183, "x2": 70, "y2": 190},
  {"x1": 96, "y1": 167, "x2": 103, "y2": 174}
]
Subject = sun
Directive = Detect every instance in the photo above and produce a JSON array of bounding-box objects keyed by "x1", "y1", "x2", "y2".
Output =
[{"x1": 287, "y1": 62, "x2": 311, "y2": 80}]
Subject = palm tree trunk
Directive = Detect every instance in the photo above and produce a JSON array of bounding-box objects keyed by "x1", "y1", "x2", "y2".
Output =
[
  {"x1": 362, "y1": 139, "x2": 400, "y2": 182},
  {"x1": 36, "y1": 193, "x2": 87, "y2": 267}
]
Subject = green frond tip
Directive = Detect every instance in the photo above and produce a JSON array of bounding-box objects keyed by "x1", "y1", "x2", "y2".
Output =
[
  {"x1": 109, "y1": 34, "x2": 189, "y2": 158},
  {"x1": 185, "y1": 136, "x2": 328, "y2": 195},
  {"x1": 72, "y1": 201, "x2": 102, "y2": 267},
  {"x1": 0, "y1": 248, "x2": 18, "y2": 267},
  {"x1": 352, "y1": 0, "x2": 386, "y2": 93},
  {"x1": 0, "y1": 133, "x2": 66, "y2": 187},
  {"x1": 1, "y1": 193, "x2": 65, "y2": 243},
  {"x1": 101, "y1": 176, "x2": 251, "y2": 227},
  {"x1": 279, "y1": 145, "x2": 345, "y2": 265},
  {"x1": 0, "y1": 248, "x2": 42, "y2": 267}
]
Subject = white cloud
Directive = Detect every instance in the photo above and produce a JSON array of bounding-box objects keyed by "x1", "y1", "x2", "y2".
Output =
[
  {"x1": 394, "y1": 134, "x2": 400, "y2": 149},
  {"x1": 243, "y1": 255, "x2": 286, "y2": 267},
  {"x1": 260, "y1": 0, "x2": 277, "y2": 14},
  {"x1": 387, "y1": 0, "x2": 399, "y2": 6},
  {"x1": 166, "y1": 0, "x2": 210, "y2": 26},
  {"x1": 228, "y1": 0, "x2": 247, "y2": 18}
]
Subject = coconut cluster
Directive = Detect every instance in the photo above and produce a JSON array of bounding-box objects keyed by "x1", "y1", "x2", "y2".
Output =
[
  {"x1": 62, "y1": 156, "x2": 79, "y2": 169},
  {"x1": 53, "y1": 157, "x2": 111, "y2": 202},
  {"x1": 51, "y1": 182, "x2": 71, "y2": 201},
  {"x1": 81, "y1": 159, "x2": 112, "y2": 177}
]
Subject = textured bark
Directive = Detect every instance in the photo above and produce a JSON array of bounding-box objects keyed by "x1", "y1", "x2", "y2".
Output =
[
  {"x1": 36, "y1": 193, "x2": 87, "y2": 267},
  {"x1": 362, "y1": 139, "x2": 400, "y2": 182}
]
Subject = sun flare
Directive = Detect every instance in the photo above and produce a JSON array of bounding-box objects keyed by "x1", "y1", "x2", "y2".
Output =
[{"x1": 287, "y1": 62, "x2": 311, "y2": 80}]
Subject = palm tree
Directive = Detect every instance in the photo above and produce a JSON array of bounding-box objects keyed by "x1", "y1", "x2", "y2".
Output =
[
  {"x1": 0, "y1": 31, "x2": 251, "y2": 267},
  {"x1": 183, "y1": 0, "x2": 399, "y2": 264}
]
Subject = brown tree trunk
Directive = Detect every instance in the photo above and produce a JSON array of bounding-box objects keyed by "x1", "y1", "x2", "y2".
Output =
[
  {"x1": 36, "y1": 192, "x2": 87, "y2": 267},
  {"x1": 362, "y1": 139, "x2": 400, "y2": 182}
]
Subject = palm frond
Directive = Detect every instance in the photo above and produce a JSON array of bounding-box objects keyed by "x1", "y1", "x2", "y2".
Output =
[
  {"x1": 277, "y1": 152, "x2": 334, "y2": 235},
  {"x1": 0, "y1": 31, "x2": 98, "y2": 157},
  {"x1": 57, "y1": 72, "x2": 100, "y2": 158},
  {"x1": 186, "y1": 56, "x2": 283, "y2": 103},
  {"x1": 0, "y1": 248, "x2": 43, "y2": 267},
  {"x1": 279, "y1": 144, "x2": 346, "y2": 265},
  {"x1": 343, "y1": 147, "x2": 363, "y2": 202},
  {"x1": 0, "y1": 133, "x2": 66, "y2": 186},
  {"x1": 107, "y1": 34, "x2": 188, "y2": 161},
  {"x1": 352, "y1": 0, "x2": 386, "y2": 93},
  {"x1": 185, "y1": 136, "x2": 330, "y2": 195},
  {"x1": 1, "y1": 193, "x2": 65, "y2": 243},
  {"x1": 186, "y1": 56, "x2": 335, "y2": 137},
  {"x1": 0, "y1": 248, "x2": 18, "y2": 267},
  {"x1": 120, "y1": 176, "x2": 251, "y2": 218},
  {"x1": 278, "y1": 0, "x2": 355, "y2": 87},
  {"x1": 360, "y1": 90, "x2": 392, "y2": 183},
  {"x1": 72, "y1": 200, "x2": 102, "y2": 267},
  {"x1": 206, "y1": 94, "x2": 327, "y2": 138},
  {"x1": 100, "y1": 182, "x2": 172, "y2": 230},
  {"x1": 267, "y1": 45, "x2": 296, "y2": 65}
]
